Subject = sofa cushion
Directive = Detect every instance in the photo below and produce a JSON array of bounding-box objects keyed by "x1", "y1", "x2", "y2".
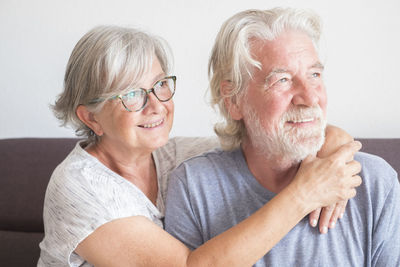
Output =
[
  {"x1": 0, "y1": 138, "x2": 77, "y2": 232},
  {"x1": 0, "y1": 230, "x2": 43, "y2": 266}
]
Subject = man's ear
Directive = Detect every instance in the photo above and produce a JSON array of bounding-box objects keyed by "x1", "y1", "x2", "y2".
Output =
[
  {"x1": 221, "y1": 80, "x2": 243, "y2": 120},
  {"x1": 76, "y1": 105, "x2": 103, "y2": 136}
]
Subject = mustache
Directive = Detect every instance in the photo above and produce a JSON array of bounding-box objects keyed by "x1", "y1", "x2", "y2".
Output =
[{"x1": 281, "y1": 106, "x2": 323, "y2": 123}]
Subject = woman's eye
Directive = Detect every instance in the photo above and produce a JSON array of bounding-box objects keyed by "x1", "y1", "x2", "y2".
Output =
[
  {"x1": 126, "y1": 91, "x2": 136, "y2": 98},
  {"x1": 155, "y1": 80, "x2": 165, "y2": 88},
  {"x1": 278, "y1": 77, "x2": 289, "y2": 83},
  {"x1": 125, "y1": 90, "x2": 143, "y2": 99}
]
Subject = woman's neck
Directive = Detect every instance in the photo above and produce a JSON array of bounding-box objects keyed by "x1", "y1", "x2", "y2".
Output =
[{"x1": 85, "y1": 140, "x2": 159, "y2": 205}]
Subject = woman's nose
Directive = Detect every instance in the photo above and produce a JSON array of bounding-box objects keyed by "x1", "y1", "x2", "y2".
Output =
[{"x1": 142, "y1": 91, "x2": 164, "y2": 114}]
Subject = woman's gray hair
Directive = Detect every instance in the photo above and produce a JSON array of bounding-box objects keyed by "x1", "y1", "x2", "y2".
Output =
[
  {"x1": 52, "y1": 25, "x2": 172, "y2": 143},
  {"x1": 208, "y1": 7, "x2": 322, "y2": 150}
]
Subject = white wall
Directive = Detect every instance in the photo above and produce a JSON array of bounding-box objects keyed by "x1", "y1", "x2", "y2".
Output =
[{"x1": 1, "y1": 0, "x2": 399, "y2": 139}]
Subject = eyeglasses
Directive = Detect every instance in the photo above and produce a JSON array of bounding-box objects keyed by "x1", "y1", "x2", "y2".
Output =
[{"x1": 90, "y1": 76, "x2": 176, "y2": 112}]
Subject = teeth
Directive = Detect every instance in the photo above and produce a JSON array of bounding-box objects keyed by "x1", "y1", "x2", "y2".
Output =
[
  {"x1": 289, "y1": 118, "x2": 314, "y2": 123},
  {"x1": 142, "y1": 119, "x2": 163, "y2": 128}
]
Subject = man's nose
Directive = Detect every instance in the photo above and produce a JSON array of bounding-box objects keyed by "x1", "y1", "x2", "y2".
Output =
[{"x1": 291, "y1": 79, "x2": 319, "y2": 107}]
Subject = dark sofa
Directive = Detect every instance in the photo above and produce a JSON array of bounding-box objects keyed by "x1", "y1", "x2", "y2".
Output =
[{"x1": 0, "y1": 138, "x2": 399, "y2": 266}]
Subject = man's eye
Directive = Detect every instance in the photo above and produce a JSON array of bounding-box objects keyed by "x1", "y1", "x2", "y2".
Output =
[
  {"x1": 312, "y1": 72, "x2": 321, "y2": 78},
  {"x1": 266, "y1": 75, "x2": 291, "y2": 89}
]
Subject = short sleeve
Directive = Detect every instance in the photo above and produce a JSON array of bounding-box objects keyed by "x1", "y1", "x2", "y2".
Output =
[
  {"x1": 164, "y1": 166, "x2": 204, "y2": 250},
  {"x1": 39, "y1": 145, "x2": 162, "y2": 266},
  {"x1": 354, "y1": 152, "x2": 400, "y2": 267},
  {"x1": 371, "y1": 173, "x2": 400, "y2": 266}
]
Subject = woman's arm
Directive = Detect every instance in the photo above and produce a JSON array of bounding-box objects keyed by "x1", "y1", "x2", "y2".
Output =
[
  {"x1": 76, "y1": 141, "x2": 361, "y2": 267},
  {"x1": 309, "y1": 125, "x2": 355, "y2": 233},
  {"x1": 318, "y1": 125, "x2": 354, "y2": 158}
]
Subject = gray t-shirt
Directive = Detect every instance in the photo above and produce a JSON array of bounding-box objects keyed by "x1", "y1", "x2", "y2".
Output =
[
  {"x1": 165, "y1": 148, "x2": 400, "y2": 266},
  {"x1": 38, "y1": 137, "x2": 219, "y2": 267}
]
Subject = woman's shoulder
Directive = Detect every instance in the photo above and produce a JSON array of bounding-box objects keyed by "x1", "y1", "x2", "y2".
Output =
[
  {"x1": 48, "y1": 141, "x2": 99, "y2": 188},
  {"x1": 156, "y1": 136, "x2": 220, "y2": 165},
  {"x1": 153, "y1": 137, "x2": 221, "y2": 205}
]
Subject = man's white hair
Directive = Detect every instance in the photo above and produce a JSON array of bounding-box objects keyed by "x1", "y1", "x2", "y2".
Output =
[{"x1": 208, "y1": 7, "x2": 322, "y2": 150}]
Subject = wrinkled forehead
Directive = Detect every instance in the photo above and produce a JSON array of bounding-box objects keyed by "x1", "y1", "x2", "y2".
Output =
[
  {"x1": 249, "y1": 30, "x2": 321, "y2": 69},
  {"x1": 251, "y1": 29, "x2": 318, "y2": 54}
]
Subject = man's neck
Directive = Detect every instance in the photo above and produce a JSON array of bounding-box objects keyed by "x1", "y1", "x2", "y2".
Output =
[{"x1": 241, "y1": 141, "x2": 301, "y2": 194}]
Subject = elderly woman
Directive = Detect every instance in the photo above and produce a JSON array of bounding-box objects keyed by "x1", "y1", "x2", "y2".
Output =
[{"x1": 38, "y1": 25, "x2": 361, "y2": 266}]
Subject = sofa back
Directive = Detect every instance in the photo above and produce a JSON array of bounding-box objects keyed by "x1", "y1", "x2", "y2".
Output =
[
  {"x1": 0, "y1": 137, "x2": 399, "y2": 266},
  {"x1": 0, "y1": 138, "x2": 77, "y2": 266}
]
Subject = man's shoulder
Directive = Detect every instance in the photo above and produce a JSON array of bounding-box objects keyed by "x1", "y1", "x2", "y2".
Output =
[
  {"x1": 355, "y1": 151, "x2": 399, "y2": 199},
  {"x1": 178, "y1": 147, "x2": 237, "y2": 169},
  {"x1": 169, "y1": 148, "x2": 240, "y2": 185},
  {"x1": 355, "y1": 151, "x2": 397, "y2": 180}
]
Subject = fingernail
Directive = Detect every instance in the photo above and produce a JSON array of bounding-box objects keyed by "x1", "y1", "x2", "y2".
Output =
[
  {"x1": 339, "y1": 213, "x2": 344, "y2": 219},
  {"x1": 311, "y1": 219, "x2": 317, "y2": 227},
  {"x1": 329, "y1": 221, "x2": 336, "y2": 228},
  {"x1": 322, "y1": 226, "x2": 328, "y2": 234}
]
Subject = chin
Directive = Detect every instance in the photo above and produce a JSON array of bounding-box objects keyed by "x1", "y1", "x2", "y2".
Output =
[
  {"x1": 144, "y1": 131, "x2": 169, "y2": 150},
  {"x1": 256, "y1": 128, "x2": 325, "y2": 165},
  {"x1": 289, "y1": 138, "x2": 323, "y2": 162},
  {"x1": 156, "y1": 135, "x2": 170, "y2": 148},
  {"x1": 142, "y1": 119, "x2": 173, "y2": 151}
]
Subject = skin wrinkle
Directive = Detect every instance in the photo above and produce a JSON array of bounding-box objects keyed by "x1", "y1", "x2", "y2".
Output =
[
  {"x1": 265, "y1": 62, "x2": 324, "y2": 88},
  {"x1": 240, "y1": 30, "x2": 328, "y2": 168},
  {"x1": 243, "y1": 102, "x2": 326, "y2": 166}
]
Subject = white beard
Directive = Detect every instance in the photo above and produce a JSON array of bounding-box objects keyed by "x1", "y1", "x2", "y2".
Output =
[{"x1": 244, "y1": 105, "x2": 327, "y2": 165}]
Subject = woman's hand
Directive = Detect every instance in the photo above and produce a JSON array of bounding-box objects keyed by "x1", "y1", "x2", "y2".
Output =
[
  {"x1": 287, "y1": 140, "x2": 362, "y2": 220},
  {"x1": 308, "y1": 201, "x2": 346, "y2": 233},
  {"x1": 308, "y1": 125, "x2": 356, "y2": 233}
]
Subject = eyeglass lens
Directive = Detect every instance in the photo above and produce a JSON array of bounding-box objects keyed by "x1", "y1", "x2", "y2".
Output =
[{"x1": 121, "y1": 77, "x2": 175, "y2": 111}]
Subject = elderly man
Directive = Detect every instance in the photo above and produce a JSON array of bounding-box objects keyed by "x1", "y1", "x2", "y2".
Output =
[{"x1": 165, "y1": 8, "x2": 400, "y2": 266}]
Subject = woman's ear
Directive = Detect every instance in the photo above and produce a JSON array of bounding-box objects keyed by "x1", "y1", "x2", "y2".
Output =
[
  {"x1": 76, "y1": 105, "x2": 103, "y2": 136},
  {"x1": 221, "y1": 80, "x2": 243, "y2": 120}
]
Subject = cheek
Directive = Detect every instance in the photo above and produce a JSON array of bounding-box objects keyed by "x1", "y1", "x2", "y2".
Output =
[
  {"x1": 252, "y1": 95, "x2": 286, "y2": 129},
  {"x1": 117, "y1": 115, "x2": 138, "y2": 136},
  {"x1": 164, "y1": 100, "x2": 174, "y2": 130},
  {"x1": 318, "y1": 88, "x2": 328, "y2": 115},
  {"x1": 165, "y1": 100, "x2": 174, "y2": 118},
  {"x1": 266, "y1": 92, "x2": 292, "y2": 118}
]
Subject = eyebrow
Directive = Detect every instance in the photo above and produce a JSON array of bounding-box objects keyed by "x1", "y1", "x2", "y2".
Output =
[
  {"x1": 151, "y1": 72, "x2": 166, "y2": 86},
  {"x1": 311, "y1": 62, "x2": 325, "y2": 70},
  {"x1": 265, "y1": 68, "x2": 289, "y2": 81},
  {"x1": 265, "y1": 62, "x2": 325, "y2": 79}
]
